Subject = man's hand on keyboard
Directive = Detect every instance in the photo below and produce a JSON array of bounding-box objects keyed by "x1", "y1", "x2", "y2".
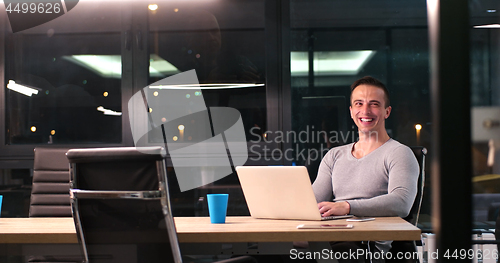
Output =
[{"x1": 318, "y1": 201, "x2": 351, "y2": 217}]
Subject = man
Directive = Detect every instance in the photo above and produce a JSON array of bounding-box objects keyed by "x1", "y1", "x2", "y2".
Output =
[{"x1": 312, "y1": 76, "x2": 419, "y2": 263}]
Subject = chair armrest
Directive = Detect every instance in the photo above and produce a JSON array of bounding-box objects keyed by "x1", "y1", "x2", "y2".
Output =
[
  {"x1": 214, "y1": 256, "x2": 257, "y2": 263},
  {"x1": 70, "y1": 189, "x2": 163, "y2": 199}
]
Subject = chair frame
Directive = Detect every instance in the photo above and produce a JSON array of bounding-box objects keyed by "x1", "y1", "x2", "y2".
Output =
[
  {"x1": 411, "y1": 146, "x2": 427, "y2": 226},
  {"x1": 68, "y1": 147, "x2": 182, "y2": 263},
  {"x1": 387, "y1": 146, "x2": 427, "y2": 263}
]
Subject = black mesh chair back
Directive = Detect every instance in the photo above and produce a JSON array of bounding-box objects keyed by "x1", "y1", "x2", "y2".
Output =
[
  {"x1": 387, "y1": 146, "x2": 427, "y2": 263},
  {"x1": 404, "y1": 146, "x2": 427, "y2": 226},
  {"x1": 68, "y1": 147, "x2": 181, "y2": 263},
  {"x1": 30, "y1": 147, "x2": 72, "y2": 217}
]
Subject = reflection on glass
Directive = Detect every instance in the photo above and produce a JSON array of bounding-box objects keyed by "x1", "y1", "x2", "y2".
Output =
[
  {"x1": 291, "y1": 51, "x2": 376, "y2": 76},
  {"x1": 63, "y1": 54, "x2": 180, "y2": 78},
  {"x1": 7, "y1": 80, "x2": 40, "y2": 97},
  {"x1": 62, "y1": 55, "x2": 122, "y2": 79},
  {"x1": 474, "y1": 24, "x2": 500, "y2": 28},
  {"x1": 148, "y1": 4, "x2": 158, "y2": 11}
]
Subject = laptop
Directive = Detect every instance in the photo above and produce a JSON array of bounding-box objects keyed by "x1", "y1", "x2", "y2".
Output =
[{"x1": 236, "y1": 166, "x2": 353, "y2": 221}]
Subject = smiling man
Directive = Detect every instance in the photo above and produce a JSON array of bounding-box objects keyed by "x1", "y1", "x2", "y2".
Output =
[{"x1": 312, "y1": 76, "x2": 419, "y2": 263}]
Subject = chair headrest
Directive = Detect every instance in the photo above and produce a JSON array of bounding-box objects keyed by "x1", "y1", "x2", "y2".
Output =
[{"x1": 66, "y1": 147, "x2": 166, "y2": 163}]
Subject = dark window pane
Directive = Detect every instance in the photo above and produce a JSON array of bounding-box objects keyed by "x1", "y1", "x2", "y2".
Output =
[
  {"x1": 148, "y1": 1, "x2": 266, "y2": 143},
  {"x1": 470, "y1": 0, "x2": 500, "y2": 236},
  {"x1": 146, "y1": 1, "x2": 266, "y2": 217},
  {"x1": 5, "y1": 2, "x2": 123, "y2": 144}
]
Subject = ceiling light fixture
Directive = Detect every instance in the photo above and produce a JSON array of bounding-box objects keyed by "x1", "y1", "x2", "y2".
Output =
[
  {"x1": 7, "y1": 80, "x2": 39, "y2": 97},
  {"x1": 291, "y1": 50, "x2": 376, "y2": 76},
  {"x1": 148, "y1": 4, "x2": 158, "y2": 11},
  {"x1": 63, "y1": 54, "x2": 179, "y2": 79},
  {"x1": 149, "y1": 83, "x2": 265, "y2": 90},
  {"x1": 474, "y1": 24, "x2": 500, "y2": 28},
  {"x1": 97, "y1": 106, "x2": 122, "y2": 116}
]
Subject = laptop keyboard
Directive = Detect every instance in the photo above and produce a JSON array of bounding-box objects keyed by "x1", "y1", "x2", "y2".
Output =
[{"x1": 321, "y1": 215, "x2": 354, "y2": 220}]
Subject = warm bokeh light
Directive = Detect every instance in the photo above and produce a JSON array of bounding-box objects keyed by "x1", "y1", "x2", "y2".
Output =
[
  {"x1": 178, "y1": 125, "x2": 185, "y2": 131},
  {"x1": 103, "y1": 91, "x2": 109, "y2": 97},
  {"x1": 31, "y1": 126, "x2": 36, "y2": 132},
  {"x1": 50, "y1": 130, "x2": 56, "y2": 135},
  {"x1": 153, "y1": 91, "x2": 159, "y2": 96},
  {"x1": 148, "y1": 4, "x2": 158, "y2": 11},
  {"x1": 149, "y1": 108, "x2": 153, "y2": 113},
  {"x1": 415, "y1": 124, "x2": 422, "y2": 131},
  {"x1": 174, "y1": 8, "x2": 179, "y2": 12},
  {"x1": 173, "y1": 136, "x2": 178, "y2": 141},
  {"x1": 161, "y1": 117, "x2": 167, "y2": 123}
]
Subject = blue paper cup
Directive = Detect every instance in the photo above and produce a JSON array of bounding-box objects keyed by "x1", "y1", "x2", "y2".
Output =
[
  {"x1": 0, "y1": 195, "x2": 3, "y2": 218},
  {"x1": 207, "y1": 194, "x2": 228, "y2": 224}
]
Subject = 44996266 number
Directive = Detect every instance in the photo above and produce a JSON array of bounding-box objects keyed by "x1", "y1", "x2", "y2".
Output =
[
  {"x1": 444, "y1": 248, "x2": 498, "y2": 260},
  {"x1": 6, "y1": 2, "x2": 62, "y2": 14}
]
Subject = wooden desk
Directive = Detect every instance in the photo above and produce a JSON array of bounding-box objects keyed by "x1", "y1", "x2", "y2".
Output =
[
  {"x1": 174, "y1": 216, "x2": 421, "y2": 243},
  {"x1": 0, "y1": 218, "x2": 77, "y2": 244},
  {"x1": 0, "y1": 216, "x2": 420, "y2": 244}
]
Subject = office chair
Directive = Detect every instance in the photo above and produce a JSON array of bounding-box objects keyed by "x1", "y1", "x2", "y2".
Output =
[
  {"x1": 496, "y1": 214, "x2": 500, "y2": 251},
  {"x1": 29, "y1": 147, "x2": 82, "y2": 263},
  {"x1": 68, "y1": 147, "x2": 256, "y2": 263},
  {"x1": 30, "y1": 147, "x2": 72, "y2": 217},
  {"x1": 386, "y1": 146, "x2": 427, "y2": 263}
]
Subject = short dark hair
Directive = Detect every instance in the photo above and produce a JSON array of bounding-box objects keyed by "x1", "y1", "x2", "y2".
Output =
[{"x1": 350, "y1": 76, "x2": 390, "y2": 108}]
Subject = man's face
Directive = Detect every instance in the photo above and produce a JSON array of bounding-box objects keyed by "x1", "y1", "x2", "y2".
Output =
[{"x1": 349, "y1": 84, "x2": 392, "y2": 135}]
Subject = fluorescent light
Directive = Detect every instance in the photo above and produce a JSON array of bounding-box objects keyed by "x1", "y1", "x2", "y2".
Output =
[
  {"x1": 97, "y1": 106, "x2": 122, "y2": 116},
  {"x1": 62, "y1": 54, "x2": 179, "y2": 78},
  {"x1": 63, "y1": 55, "x2": 121, "y2": 78},
  {"x1": 474, "y1": 24, "x2": 500, "y2": 28},
  {"x1": 149, "y1": 83, "x2": 265, "y2": 90},
  {"x1": 302, "y1": 96, "x2": 339, "y2": 99},
  {"x1": 291, "y1": 50, "x2": 376, "y2": 76},
  {"x1": 6, "y1": 80, "x2": 39, "y2": 96},
  {"x1": 150, "y1": 54, "x2": 180, "y2": 77}
]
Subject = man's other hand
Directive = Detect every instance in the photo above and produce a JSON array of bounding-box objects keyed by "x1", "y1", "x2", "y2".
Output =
[{"x1": 318, "y1": 201, "x2": 351, "y2": 217}]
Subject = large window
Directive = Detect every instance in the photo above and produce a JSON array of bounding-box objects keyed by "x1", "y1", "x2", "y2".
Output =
[
  {"x1": 4, "y1": 2, "x2": 124, "y2": 145},
  {"x1": 0, "y1": 0, "x2": 272, "y2": 217}
]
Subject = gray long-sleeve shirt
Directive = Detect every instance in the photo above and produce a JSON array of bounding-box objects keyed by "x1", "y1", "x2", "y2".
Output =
[
  {"x1": 312, "y1": 139, "x2": 419, "y2": 254},
  {"x1": 312, "y1": 138, "x2": 419, "y2": 217}
]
